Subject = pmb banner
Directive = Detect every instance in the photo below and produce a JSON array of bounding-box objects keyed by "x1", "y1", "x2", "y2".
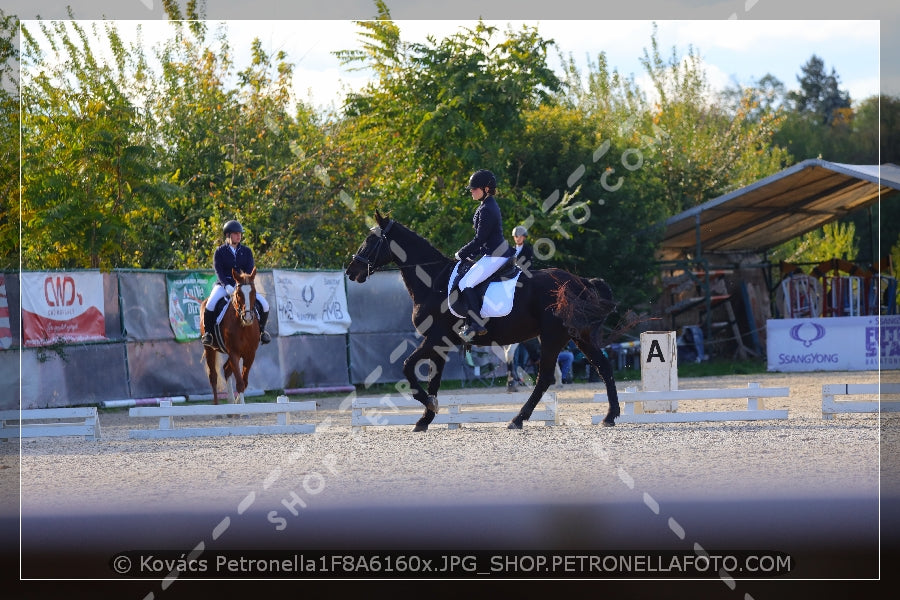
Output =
[
  {"x1": 767, "y1": 315, "x2": 900, "y2": 372},
  {"x1": 167, "y1": 272, "x2": 217, "y2": 341},
  {"x1": 272, "y1": 270, "x2": 351, "y2": 335},
  {"x1": 21, "y1": 271, "x2": 105, "y2": 347}
]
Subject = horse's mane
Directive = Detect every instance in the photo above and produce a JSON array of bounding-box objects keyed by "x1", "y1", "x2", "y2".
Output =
[{"x1": 390, "y1": 220, "x2": 451, "y2": 264}]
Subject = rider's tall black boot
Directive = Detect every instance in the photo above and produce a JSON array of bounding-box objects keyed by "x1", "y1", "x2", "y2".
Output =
[
  {"x1": 200, "y1": 309, "x2": 216, "y2": 346},
  {"x1": 459, "y1": 287, "x2": 487, "y2": 339},
  {"x1": 258, "y1": 308, "x2": 271, "y2": 344}
]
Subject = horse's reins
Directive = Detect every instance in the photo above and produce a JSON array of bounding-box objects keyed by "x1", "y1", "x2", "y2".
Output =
[{"x1": 351, "y1": 218, "x2": 451, "y2": 292}]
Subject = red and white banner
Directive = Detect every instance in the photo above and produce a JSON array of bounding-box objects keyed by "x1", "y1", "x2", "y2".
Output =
[
  {"x1": 21, "y1": 271, "x2": 106, "y2": 347},
  {"x1": 0, "y1": 274, "x2": 11, "y2": 349}
]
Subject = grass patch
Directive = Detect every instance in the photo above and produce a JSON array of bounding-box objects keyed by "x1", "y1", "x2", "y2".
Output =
[{"x1": 676, "y1": 358, "x2": 769, "y2": 378}]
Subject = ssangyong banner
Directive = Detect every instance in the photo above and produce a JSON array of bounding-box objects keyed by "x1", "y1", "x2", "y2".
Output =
[
  {"x1": 272, "y1": 270, "x2": 351, "y2": 335},
  {"x1": 767, "y1": 315, "x2": 900, "y2": 372},
  {"x1": 21, "y1": 271, "x2": 106, "y2": 347}
]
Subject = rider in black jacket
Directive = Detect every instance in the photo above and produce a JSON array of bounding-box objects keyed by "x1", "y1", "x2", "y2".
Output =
[{"x1": 454, "y1": 170, "x2": 515, "y2": 339}]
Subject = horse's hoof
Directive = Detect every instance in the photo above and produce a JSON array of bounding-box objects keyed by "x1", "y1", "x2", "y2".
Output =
[
  {"x1": 507, "y1": 421, "x2": 523, "y2": 430},
  {"x1": 413, "y1": 424, "x2": 429, "y2": 432},
  {"x1": 601, "y1": 419, "x2": 616, "y2": 427},
  {"x1": 425, "y1": 395, "x2": 439, "y2": 413}
]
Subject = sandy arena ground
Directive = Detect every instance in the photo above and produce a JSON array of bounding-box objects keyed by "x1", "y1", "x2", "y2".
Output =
[{"x1": 3, "y1": 370, "x2": 900, "y2": 598}]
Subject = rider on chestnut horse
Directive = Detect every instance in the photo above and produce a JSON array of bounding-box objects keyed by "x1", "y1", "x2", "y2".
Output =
[{"x1": 201, "y1": 220, "x2": 271, "y2": 347}]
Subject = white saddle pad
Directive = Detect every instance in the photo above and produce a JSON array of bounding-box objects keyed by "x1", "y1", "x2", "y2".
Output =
[{"x1": 448, "y1": 262, "x2": 521, "y2": 319}]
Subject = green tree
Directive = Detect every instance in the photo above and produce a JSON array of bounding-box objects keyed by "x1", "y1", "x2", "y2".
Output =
[
  {"x1": 719, "y1": 73, "x2": 787, "y2": 123},
  {"x1": 769, "y1": 54, "x2": 897, "y2": 269},
  {"x1": 21, "y1": 18, "x2": 169, "y2": 269},
  {"x1": 337, "y1": 5, "x2": 561, "y2": 253},
  {"x1": 0, "y1": 10, "x2": 19, "y2": 271},
  {"x1": 769, "y1": 221, "x2": 858, "y2": 265},
  {"x1": 774, "y1": 55, "x2": 857, "y2": 163},
  {"x1": 229, "y1": 38, "x2": 356, "y2": 269},
  {"x1": 510, "y1": 52, "x2": 668, "y2": 309},
  {"x1": 154, "y1": 4, "x2": 359, "y2": 270},
  {"x1": 151, "y1": 16, "x2": 242, "y2": 269},
  {"x1": 638, "y1": 24, "x2": 789, "y2": 214},
  {"x1": 788, "y1": 54, "x2": 851, "y2": 126}
]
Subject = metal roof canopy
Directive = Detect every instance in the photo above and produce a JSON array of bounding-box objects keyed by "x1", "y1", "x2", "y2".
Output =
[{"x1": 660, "y1": 160, "x2": 900, "y2": 258}]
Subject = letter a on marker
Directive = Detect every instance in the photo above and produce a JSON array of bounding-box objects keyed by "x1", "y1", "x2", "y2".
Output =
[{"x1": 646, "y1": 339, "x2": 665, "y2": 363}]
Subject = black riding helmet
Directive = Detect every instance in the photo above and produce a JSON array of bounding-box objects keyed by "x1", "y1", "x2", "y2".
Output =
[
  {"x1": 223, "y1": 220, "x2": 244, "y2": 236},
  {"x1": 465, "y1": 169, "x2": 497, "y2": 193}
]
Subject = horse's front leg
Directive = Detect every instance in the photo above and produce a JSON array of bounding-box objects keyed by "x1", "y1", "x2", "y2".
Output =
[
  {"x1": 402, "y1": 341, "x2": 444, "y2": 432},
  {"x1": 239, "y1": 353, "x2": 256, "y2": 406},
  {"x1": 226, "y1": 352, "x2": 244, "y2": 406}
]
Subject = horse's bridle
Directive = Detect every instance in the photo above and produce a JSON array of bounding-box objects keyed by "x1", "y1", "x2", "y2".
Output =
[
  {"x1": 231, "y1": 283, "x2": 256, "y2": 326},
  {"x1": 350, "y1": 218, "x2": 452, "y2": 292},
  {"x1": 351, "y1": 219, "x2": 394, "y2": 277}
]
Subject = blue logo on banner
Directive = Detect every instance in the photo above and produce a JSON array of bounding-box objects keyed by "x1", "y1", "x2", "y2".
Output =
[
  {"x1": 789, "y1": 322, "x2": 826, "y2": 348},
  {"x1": 879, "y1": 324, "x2": 900, "y2": 358}
]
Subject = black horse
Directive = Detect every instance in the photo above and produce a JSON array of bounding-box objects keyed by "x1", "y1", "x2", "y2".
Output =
[{"x1": 345, "y1": 211, "x2": 621, "y2": 431}]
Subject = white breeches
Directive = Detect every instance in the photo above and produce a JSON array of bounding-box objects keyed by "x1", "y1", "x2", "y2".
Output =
[
  {"x1": 206, "y1": 284, "x2": 268, "y2": 312},
  {"x1": 457, "y1": 256, "x2": 509, "y2": 290}
]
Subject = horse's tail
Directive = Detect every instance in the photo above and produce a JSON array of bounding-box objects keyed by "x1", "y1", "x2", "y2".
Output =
[
  {"x1": 553, "y1": 275, "x2": 652, "y2": 349},
  {"x1": 551, "y1": 276, "x2": 617, "y2": 347}
]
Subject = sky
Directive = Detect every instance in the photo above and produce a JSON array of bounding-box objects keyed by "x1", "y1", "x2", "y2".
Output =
[
  {"x1": 21, "y1": 18, "x2": 882, "y2": 114},
  {"x1": 231, "y1": 19, "x2": 882, "y2": 112}
]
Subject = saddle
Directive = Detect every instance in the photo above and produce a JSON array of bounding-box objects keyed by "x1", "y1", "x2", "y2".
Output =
[{"x1": 447, "y1": 256, "x2": 521, "y2": 319}]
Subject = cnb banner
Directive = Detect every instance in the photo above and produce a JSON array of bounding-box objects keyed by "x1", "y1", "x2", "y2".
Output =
[
  {"x1": 21, "y1": 271, "x2": 105, "y2": 347},
  {"x1": 167, "y1": 272, "x2": 217, "y2": 341},
  {"x1": 0, "y1": 274, "x2": 11, "y2": 349},
  {"x1": 272, "y1": 270, "x2": 351, "y2": 335}
]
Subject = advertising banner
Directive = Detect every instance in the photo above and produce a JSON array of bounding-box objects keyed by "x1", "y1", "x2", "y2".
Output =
[
  {"x1": 272, "y1": 270, "x2": 351, "y2": 335},
  {"x1": 0, "y1": 274, "x2": 11, "y2": 349},
  {"x1": 166, "y1": 272, "x2": 217, "y2": 341},
  {"x1": 767, "y1": 315, "x2": 900, "y2": 371},
  {"x1": 21, "y1": 271, "x2": 106, "y2": 347}
]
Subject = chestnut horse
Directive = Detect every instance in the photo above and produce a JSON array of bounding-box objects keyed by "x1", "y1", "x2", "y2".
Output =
[
  {"x1": 345, "y1": 211, "x2": 621, "y2": 431},
  {"x1": 200, "y1": 267, "x2": 261, "y2": 405}
]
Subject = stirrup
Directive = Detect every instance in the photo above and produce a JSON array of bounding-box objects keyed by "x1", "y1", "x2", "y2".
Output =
[
  {"x1": 260, "y1": 330, "x2": 271, "y2": 344},
  {"x1": 201, "y1": 332, "x2": 214, "y2": 346},
  {"x1": 460, "y1": 321, "x2": 486, "y2": 339}
]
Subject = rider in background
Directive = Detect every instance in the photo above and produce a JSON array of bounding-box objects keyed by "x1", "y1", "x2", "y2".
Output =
[
  {"x1": 511, "y1": 225, "x2": 534, "y2": 272},
  {"x1": 200, "y1": 220, "x2": 271, "y2": 346},
  {"x1": 454, "y1": 169, "x2": 515, "y2": 339},
  {"x1": 504, "y1": 225, "x2": 535, "y2": 389}
]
